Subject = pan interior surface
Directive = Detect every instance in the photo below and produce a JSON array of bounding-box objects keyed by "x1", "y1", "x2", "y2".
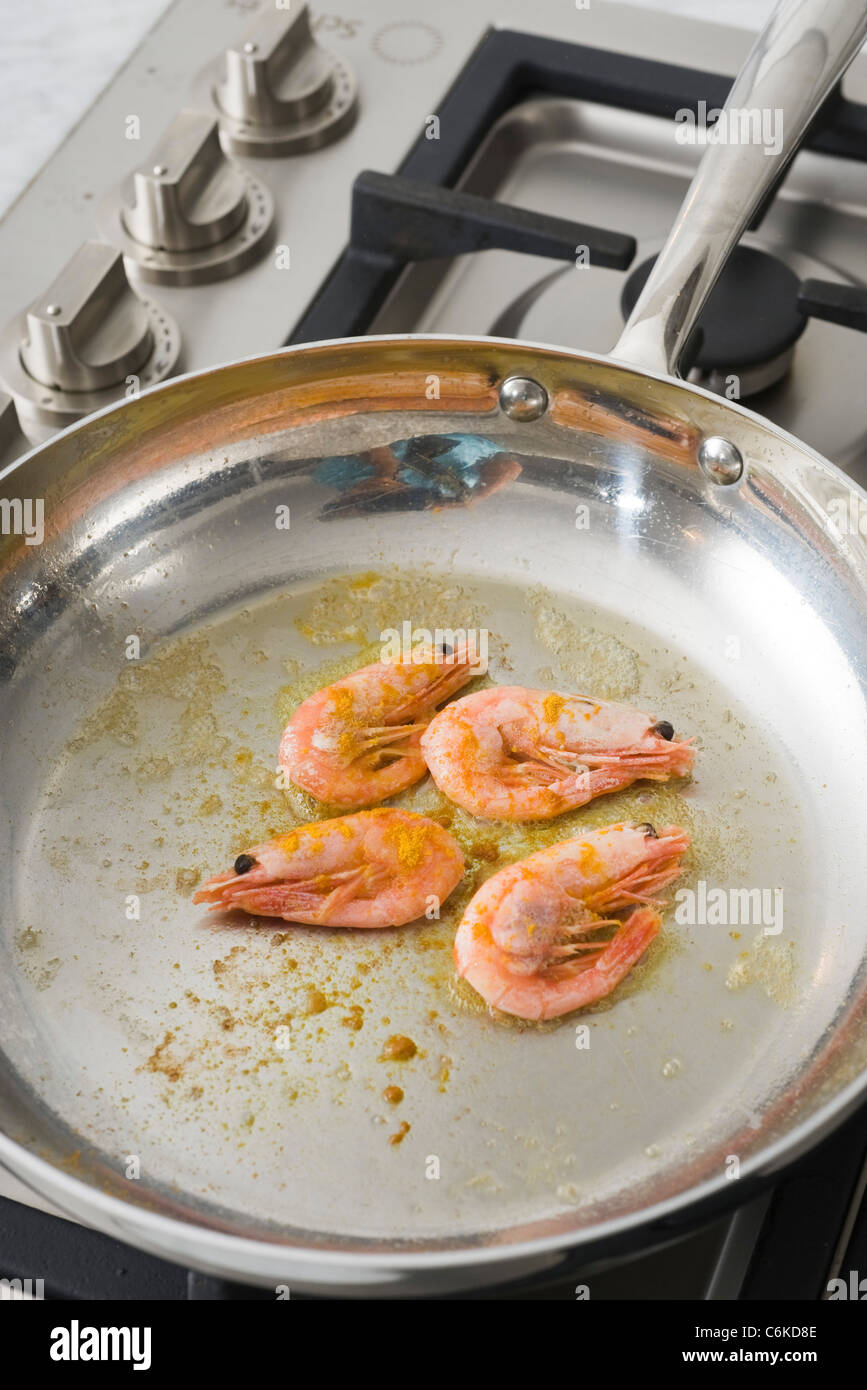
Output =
[{"x1": 0, "y1": 342, "x2": 866, "y2": 1266}]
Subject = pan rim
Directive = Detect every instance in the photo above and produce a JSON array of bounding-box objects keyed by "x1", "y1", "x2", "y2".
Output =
[
  {"x1": 2, "y1": 330, "x2": 867, "y2": 508},
  {"x1": 2, "y1": 331, "x2": 866, "y2": 1280},
  {"x1": 1, "y1": 1056, "x2": 866, "y2": 1277}
]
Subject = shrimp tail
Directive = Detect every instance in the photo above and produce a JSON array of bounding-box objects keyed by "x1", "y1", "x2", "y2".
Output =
[
  {"x1": 548, "y1": 908, "x2": 661, "y2": 1016},
  {"x1": 592, "y1": 908, "x2": 660, "y2": 991},
  {"x1": 484, "y1": 908, "x2": 661, "y2": 1022}
]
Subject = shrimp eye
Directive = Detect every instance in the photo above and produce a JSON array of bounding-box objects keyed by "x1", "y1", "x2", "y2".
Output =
[
  {"x1": 437, "y1": 642, "x2": 453, "y2": 657},
  {"x1": 638, "y1": 823, "x2": 658, "y2": 838},
  {"x1": 234, "y1": 854, "x2": 257, "y2": 875},
  {"x1": 652, "y1": 720, "x2": 674, "y2": 741}
]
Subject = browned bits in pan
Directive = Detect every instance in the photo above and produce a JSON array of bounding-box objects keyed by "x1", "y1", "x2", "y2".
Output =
[
  {"x1": 388, "y1": 1122, "x2": 411, "y2": 1146},
  {"x1": 470, "y1": 837, "x2": 500, "y2": 863}
]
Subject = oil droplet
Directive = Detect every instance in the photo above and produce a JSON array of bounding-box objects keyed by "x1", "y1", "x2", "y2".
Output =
[
  {"x1": 661, "y1": 1058, "x2": 681, "y2": 1078},
  {"x1": 379, "y1": 1034, "x2": 417, "y2": 1061}
]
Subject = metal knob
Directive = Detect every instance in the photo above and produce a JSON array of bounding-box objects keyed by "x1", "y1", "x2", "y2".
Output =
[
  {"x1": 220, "y1": 8, "x2": 335, "y2": 127},
  {"x1": 100, "y1": 110, "x2": 274, "y2": 283},
  {"x1": 123, "y1": 111, "x2": 248, "y2": 253},
  {"x1": 20, "y1": 242, "x2": 154, "y2": 392},
  {"x1": 196, "y1": 4, "x2": 358, "y2": 156},
  {"x1": 0, "y1": 241, "x2": 180, "y2": 442}
]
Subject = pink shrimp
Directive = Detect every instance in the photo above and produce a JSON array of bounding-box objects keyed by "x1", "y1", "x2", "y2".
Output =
[
  {"x1": 420, "y1": 686, "x2": 694, "y2": 821},
  {"x1": 454, "y1": 821, "x2": 690, "y2": 1019},
  {"x1": 193, "y1": 808, "x2": 464, "y2": 928},
  {"x1": 279, "y1": 645, "x2": 476, "y2": 808}
]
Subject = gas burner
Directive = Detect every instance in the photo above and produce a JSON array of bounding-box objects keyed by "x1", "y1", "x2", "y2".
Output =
[
  {"x1": 620, "y1": 245, "x2": 806, "y2": 397},
  {"x1": 476, "y1": 230, "x2": 867, "y2": 468}
]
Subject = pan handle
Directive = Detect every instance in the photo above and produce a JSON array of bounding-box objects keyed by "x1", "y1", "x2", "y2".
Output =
[{"x1": 613, "y1": 0, "x2": 867, "y2": 378}]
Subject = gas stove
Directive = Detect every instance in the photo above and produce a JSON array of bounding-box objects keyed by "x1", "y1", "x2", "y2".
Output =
[{"x1": 1, "y1": 0, "x2": 867, "y2": 1302}]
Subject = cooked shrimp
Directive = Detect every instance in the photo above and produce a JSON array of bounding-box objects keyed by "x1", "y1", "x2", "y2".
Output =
[
  {"x1": 421, "y1": 686, "x2": 694, "y2": 821},
  {"x1": 279, "y1": 644, "x2": 476, "y2": 808},
  {"x1": 454, "y1": 821, "x2": 690, "y2": 1019},
  {"x1": 193, "y1": 808, "x2": 464, "y2": 928}
]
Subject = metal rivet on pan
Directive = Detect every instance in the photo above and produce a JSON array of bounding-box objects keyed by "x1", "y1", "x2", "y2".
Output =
[
  {"x1": 498, "y1": 375, "x2": 548, "y2": 422},
  {"x1": 698, "y1": 435, "x2": 744, "y2": 484}
]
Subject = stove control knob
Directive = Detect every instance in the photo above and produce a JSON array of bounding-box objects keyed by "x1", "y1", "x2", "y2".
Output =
[
  {"x1": 21, "y1": 242, "x2": 155, "y2": 392},
  {"x1": 124, "y1": 110, "x2": 247, "y2": 253},
  {"x1": 0, "y1": 241, "x2": 180, "y2": 442},
  {"x1": 100, "y1": 109, "x2": 274, "y2": 283},
  {"x1": 196, "y1": 4, "x2": 358, "y2": 156}
]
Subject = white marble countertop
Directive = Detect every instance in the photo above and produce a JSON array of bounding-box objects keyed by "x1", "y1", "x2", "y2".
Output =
[
  {"x1": 0, "y1": 0, "x2": 170, "y2": 214},
  {"x1": 0, "y1": 0, "x2": 773, "y2": 216}
]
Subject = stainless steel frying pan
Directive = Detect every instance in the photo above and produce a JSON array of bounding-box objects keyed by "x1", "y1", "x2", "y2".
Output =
[{"x1": 1, "y1": 0, "x2": 867, "y2": 1297}]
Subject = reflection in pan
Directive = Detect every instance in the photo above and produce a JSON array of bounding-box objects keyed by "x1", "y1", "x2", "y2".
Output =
[{"x1": 315, "y1": 432, "x2": 525, "y2": 516}]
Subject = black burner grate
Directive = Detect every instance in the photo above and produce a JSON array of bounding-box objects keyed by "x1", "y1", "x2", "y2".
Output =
[{"x1": 288, "y1": 29, "x2": 867, "y2": 347}]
